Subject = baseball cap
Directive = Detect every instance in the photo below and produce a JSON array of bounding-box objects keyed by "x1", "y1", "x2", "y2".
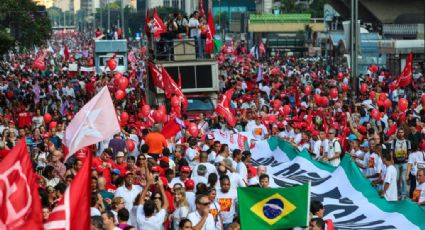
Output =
[
  {"x1": 348, "y1": 134, "x2": 358, "y2": 141},
  {"x1": 159, "y1": 156, "x2": 169, "y2": 163},
  {"x1": 360, "y1": 141, "x2": 369, "y2": 148},
  {"x1": 184, "y1": 179, "x2": 195, "y2": 190},
  {"x1": 116, "y1": 151, "x2": 125, "y2": 157},
  {"x1": 180, "y1": 166, "x2": 191, "y2": 173},
  {"x1": 151, "y1": 166, "x2": 161, "y2": 173},
  {"x1": 112, "y1": 169, "x2": 121, "y2": 175}
]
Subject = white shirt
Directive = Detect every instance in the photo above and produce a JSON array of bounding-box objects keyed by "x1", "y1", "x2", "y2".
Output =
[
  {"x1": 188, "y1": 18, "x2": 200, "y2": 37},
  {"x1": 186, "y1": 147, "x2": 199, "y2": 169},
  {"x1": 187, "y1": 211, "x2": 215, "y2": 230},
  {"x1": 364, "y1": 152, "x2": 383, "y2": 180},
  {"x1": 32, "y1": 116, "x2": 43, "y2": 128},
  {"x1": 191, "y1": 162, "x2": 218, "y2": 179},
  {"x1": 215, "y1": 189, "x2": 238, "y2": 224},
  {"x1": 209, "y1": 201, "x2": 222, "y2": 230},
  {"x1": 414, "y1": 182, "x2": 425, "y2": 204},
  {"x1": 311, "y1": 139, "x2": 322, "y2": 159},
  {"x1": 169, "y1": 177, "x2": 186, "y2": 188},
  {"x1": 408, "y1": 151, "x2": 425, "y2": 176},
  {"x1": 172, "y1": 206, "x2": 190, "y2": 230},
  {"x1": 136, "y1": 206, "x2": 167, "y2": 230},
  {"x1": 186, "y1": 191, "x2": 196, "y2": 212},
  {"x1": 384, "y1": 165, "x2": 398, "y2": 201},
  {"x1": 228, "y1": 172, "x2": 246, "y2": 189},
  {"x1": 90, "y1": 207, "x2": 101, "y2": 217},
  {"x1": 114, "y1": 185, "x2": 143, "y2": 212},
  {"x1": 327, "y1": 138, "x2": 341, "y2": 166},
  {"x1": 236, "y1": 161, "x2": 248, "y2": 183},
  {"x1": 248, "y1": 123, "x2": 268, "y2": 140}
]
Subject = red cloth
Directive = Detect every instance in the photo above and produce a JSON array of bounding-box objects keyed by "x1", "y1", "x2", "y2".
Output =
[
  {"x1": 17, "y1": 111, "x2": 32, "y2": 128},
  {"x1": 115, "y1": 162, "x2": 128, "y2": 176},
  {"x1": 0, "y1": 139, "x2": 44, "y2": 229},
  {"x1": 92, "y1": 157, "x2": 116, "y2": 183}
]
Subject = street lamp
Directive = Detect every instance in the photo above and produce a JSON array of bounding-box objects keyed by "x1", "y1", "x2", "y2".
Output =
[{"x1": 350, "y1": 0, "x2": 358, "y2": 97}]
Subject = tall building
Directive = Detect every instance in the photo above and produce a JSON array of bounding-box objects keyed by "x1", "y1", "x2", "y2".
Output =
[
  {"x1": 33, "y1": 0, "x2": 55, "y2": 8},
  {"x1": 54, "y1": 0, "x2": 75, "y2": 11}
]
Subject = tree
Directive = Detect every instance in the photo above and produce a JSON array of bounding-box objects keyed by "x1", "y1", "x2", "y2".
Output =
[
  {"x1": 0, "y1": 0, "x2": 52, "y2": 54},
  {"x1": 280, "y1": 0, "x2": 297, "y2": 13}
]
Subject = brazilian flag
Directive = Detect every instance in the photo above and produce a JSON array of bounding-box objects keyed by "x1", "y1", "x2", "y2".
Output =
[
  {"x1": 213, "y1": 38, "x2": 223, "y2": 54},
  {"x1": 237, "y1": 183, "x2": 310, "y2": 229}
]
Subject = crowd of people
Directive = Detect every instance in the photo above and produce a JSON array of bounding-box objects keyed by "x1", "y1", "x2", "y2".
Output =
[{"x1": 0, "y1": 10, "x2": 425, "y2": 230}]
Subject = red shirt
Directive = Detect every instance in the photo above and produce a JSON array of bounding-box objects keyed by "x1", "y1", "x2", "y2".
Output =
[
  {"x1": 18, "y1": 111, "x2": 31, "y2": 128},
  {"x1": 115, "y1": 162, "x2": 128, "y2": 176},
  {"x1": 92, "y1": 157, "x2": 116, "y2": 183}
]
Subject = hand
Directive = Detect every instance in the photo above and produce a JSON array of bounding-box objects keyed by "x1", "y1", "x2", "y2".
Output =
[{"x1": 104, "y1": 198, "x2": 112, "y2": 205}]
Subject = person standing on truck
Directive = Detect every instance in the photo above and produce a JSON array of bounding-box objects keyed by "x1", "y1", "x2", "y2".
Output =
[
  {"x1": 145, "y1": 124, "x2": 168, "y2": 160},
  {"x1": 189, "y1": 11, "x2": 202, "y2": 58},
  {"x1": 174, "y1": 13, "x2": 188, "y2": 38}
]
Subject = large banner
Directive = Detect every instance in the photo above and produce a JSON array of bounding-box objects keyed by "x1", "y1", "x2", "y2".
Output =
[{"x1": 210, "y1": 130, "x2": 425, "y2": 229}]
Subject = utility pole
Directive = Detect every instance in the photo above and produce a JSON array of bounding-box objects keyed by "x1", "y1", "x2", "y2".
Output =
[
  {"x1": 350, "y1": 0, "x2": 358, "y2": 98},
  {"x1": 107, "y1": 0, "x2": 111, "y2": 31},
  {"x1": 121, "y1": 0, "x2": 125, "y2": 38}
]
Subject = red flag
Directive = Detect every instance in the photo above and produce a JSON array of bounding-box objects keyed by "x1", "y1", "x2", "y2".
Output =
[
  {"x1": 149, "y1": 62, "x2": 165, "y2": 89},
  {"x1": 0, "y1": 139, "x2": 43, "y2": 230},
  {"x1": 162, "y1": 66, "x2": 178, "y2": 98},
  {"x1": 32, "y1": 53, "x2": 47, "y2": 70},
  {"x1": 395, "y1": 52, "x2": 413, "y2": 88},
  {"x1": 199, "y1": 0, "x2": 206, "y2": 17},
  {"x1": 205, "y1": 8, "x2": 215, "y2": 55},
  {"x1": 161, "y1": 118, "x2": 182, "y2": 139},
  {"x1": 215, "y1": 88, "x2": 236, "y2": 127},
  {"x1": 144, "y1": 8, "x2": 150, "y2": 35},
  {"x1": 44, "y1": 154, "x2": 92, "y2": 230},
  {"x1": 208, "y1": 8, "x2": 216, "y2": 36},
  {"x1": 64, "y1": 44, "x2": 69, "y2": 61},
  {"x1": 153, "y1": 9, "x2": 166, "y2": 39}
]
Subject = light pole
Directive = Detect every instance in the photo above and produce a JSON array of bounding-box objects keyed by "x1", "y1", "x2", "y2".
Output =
[
  {"x1": 350, "y1": 0, "x2": 358, "y2": 97},
  {"x1": 107, "y1": 0, "x2": 110, "y2": 31},
  {"x1": 121, "y1": 0, "x2": 125, "y2": 38}
]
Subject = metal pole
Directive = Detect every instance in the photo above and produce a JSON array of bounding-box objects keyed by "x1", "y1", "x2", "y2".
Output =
[
  {"x1": 350, "y1": 0, "x2": 358, "y2": 98},
  {"x1": 107, "y1": 0, "x2": 111, "y2": 31},
  {"x1": 121, "y1": 0, "x2": 125, "y2": 38}
]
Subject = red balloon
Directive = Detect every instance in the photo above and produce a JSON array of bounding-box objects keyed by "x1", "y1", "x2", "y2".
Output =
[
  {"x1": 120, "y1": 112, "x2": 129, "y2": 123},
  {"x1": 283, "y1": 105, "x2": 291, "y2": 115},
  {"x1": 304, "y1": 85, "x2": 312, "y2": 95},
  {"x1": 369, "y1": 91, "x2": 376, "y2": 99},
  {"x1": 377, "y1": 100, "x2": 385, "y2": 107},
  {"x1": 398, "y1": 98, "x2": 408, "y2": 112},
  {"x1": 314, "y1": 94, "x2": 321, "y2": 104},
  {"x1": 171, "y1": 96, "x2": 180, "y2": 108},
  {"x1": 115, "y1": 90, "x2": 126, "y2": 100},
  {"x1": 272, "y1": 100, "x2": 281, "y2": 110},
  {"x1": 108, "y1": 58, "x2": 117, "y2": 71},
  {"x1": 188, "y1": 123, "x2": 199, "y2": 137},
  {"x1": 6, "y1": 91, "x2": 13, "y2": 99},
  {"x1": 360, "y1": 83, "x2": 368, "y2": 94},
  {"x1": 329, "y1": 88, "x2": 338, "y2": 99},
  {"x1": 43, "y1": 113, "x2": 52, "y2": 124},
  {"x1": 141, "y1": 105, "x2": 151, "y2": 117},
  {"x1": 342, "y1": 84, "x2": 349, "y2": 92},
  {"x1": 126, "y1": 139, "x2": 135, "y2": 152},
  {"x1": 338, "y1": 72, "x2": 344, "y2": 79},
  {"x1": 384, "y1": 99, "x2": 392, "y2": 109},
  {"x1": 158, "y1": 105, "x2": 167, "y2": 114},
  {"x1": 118, "y1": 77, "x2": 129, "y2": 90},
  {"x1": 49, "y1": 121, "x2": 57, "y2": 130},
  {"x1": 320, "y1": 97, "x2": 329, "y2": 106},
  {"x1": 379, "y1": 93, "x2": 387, "y2": 101},
  {"x1": 421, "y1": 94, "x2": 425, "y2": 106},
  {"x1": 268, "y1": 115, "x2": 277, "y2": 123},
  {"x1": 115, "y1": 72, "x2": 124, "y2": 80},
  {"x1": 153, "y1": 110, "x2": 164, "y2": 123},
  {"x1": 371, "y1": 109, "x2": 380, "y2": 121}
]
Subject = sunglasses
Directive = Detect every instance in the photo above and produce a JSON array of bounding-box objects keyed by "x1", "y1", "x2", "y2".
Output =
[
  {"x1": 199, "y1": 202, "x2": 210, "y2": 206},
  {"x1": 154, "y1": 196, "x2": 161, "y2": 200},
  {"x1": 138, "y1": 158, "x2": 146, "y2": 160}
]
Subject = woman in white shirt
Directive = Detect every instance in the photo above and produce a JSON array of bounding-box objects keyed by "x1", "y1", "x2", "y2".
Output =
[{"x1": 171, "y1": 187, "x2": 190, "y2": 230}]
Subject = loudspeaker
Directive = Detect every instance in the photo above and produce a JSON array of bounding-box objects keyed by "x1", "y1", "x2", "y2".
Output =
[{"x1": 174, "y1": 39, "x2": 196, "y2": 61}]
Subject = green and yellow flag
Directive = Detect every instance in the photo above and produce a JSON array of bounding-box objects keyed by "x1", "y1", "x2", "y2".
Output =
[{"x1": 237, "y1": 183, "x2": 310, "y2": 229}]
